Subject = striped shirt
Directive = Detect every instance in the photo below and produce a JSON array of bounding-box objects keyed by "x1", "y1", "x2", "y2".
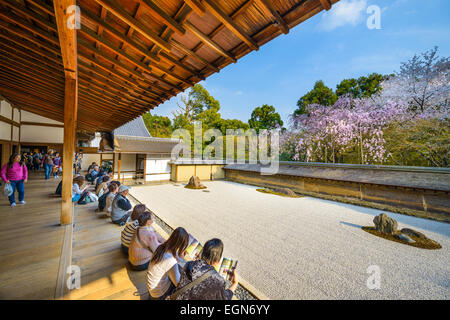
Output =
[{"x1": 121, "y1": 220, "x2": 138, "y2": 248}]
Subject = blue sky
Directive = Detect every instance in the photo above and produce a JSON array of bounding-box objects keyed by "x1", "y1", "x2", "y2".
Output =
[{"x1": 153, "y1": 0, "x2": 450, "y2": 125}]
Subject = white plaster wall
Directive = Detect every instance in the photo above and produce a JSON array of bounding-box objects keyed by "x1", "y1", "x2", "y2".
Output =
[
  {"x1": 20, "y1": 110, "x2": 63, "y2": 125},
  {"x1": 13, "y1": 109, "x2": 20, "y2": 122},
  {"x1": 81, "y1": 154, "x2": 101, "y2": 171},
  {"x1": 145, "y1": 159, "x2": 171, "y2": 174},
  {"x1": 145, "y1": 158, "x2": 171, "y2": 181},
  {"x1": 0, "y1": 100, "x2": 12, "y2": 119},
  {"x1": 0, "y1": 121, "x2": 11, "y2": 141},
  {"x1": 12, "y1": 126, "x2": 19, "y2": 142},
  {"x1": 20, "y1": 125, "x2": 63, "y2": 143}
]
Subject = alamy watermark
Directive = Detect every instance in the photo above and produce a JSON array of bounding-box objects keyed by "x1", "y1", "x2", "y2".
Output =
[
  {"x1": 171, "y1": 122, "x2": 280, "y2": 175},
  {"x1": 66, "y1": 5, "x2": 81, "y2": 30},
  {"x1": 366, "y1": 5, "x2": 382, "y2": 30},
  {"x1": 366, "y1": 265, "x2": 381, "y2": 290}
]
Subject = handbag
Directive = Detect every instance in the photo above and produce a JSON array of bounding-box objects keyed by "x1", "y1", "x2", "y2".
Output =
[
  {"x1": 4, "y1": 183, "x2": 13, "y2": 197},
  {"x1": 167, "y1": 269, "x2": 215, "y2": 300}
]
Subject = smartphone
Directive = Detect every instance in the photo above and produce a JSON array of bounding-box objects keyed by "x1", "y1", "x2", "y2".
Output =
[{"x1": 227, "y1": 260, "x2": 238, "y2": 281}]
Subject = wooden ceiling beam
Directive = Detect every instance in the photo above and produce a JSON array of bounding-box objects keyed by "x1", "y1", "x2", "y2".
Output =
[
  {"x1": 256, "y1": 0, "x2": 289, "y2": 34},
  {"x1": 79, "y1": 25, "x2": 193, "y2": 86},
  {"x1": 78, "y1": 54, "x2": 167, "y2": 101},
  {"x1": 140, "y1": 0, "x2": 185, "y2": 36},
  {"x1": 183, "y1": 21, "x2": 236, "y2": 62},
  {"x1": 184, "y1": 0, "x2": 205, "y2": 16},
  {"x1": 26, "y1": 0, "x2": 55, "y2": 17},
  {"x1": 80, "y1": 7, "x2": 160, "y2": 63},
  {"x1": 78, "y1": 66, "x2": 158, "y2": 105},
  {"x1": 319, "y1": 0, "x2": 332, "y2": 10},
  {"x1": 202, "y1": 0, "x2": 258, "y2": 51},
  {"x1": 0, "y1": 20, "x2": 61, "y2": 56},
  {"x1": 0, "y1": 0, "x2": 57, "y2": 33},
  {"x1": 93, "y1": 0, "x2": 172, "y2": 52},
  {"x1": 78, "y1": 78, "x2": 150, "y2": 111},
  {"x1": 170, "y1": 38, "x2": 220, "y2": 72},
  {"x1": 54, "y1": 0, "x2": 78, "y2": 78},
  {"x1": 0, "y1": 7, "x2": 60, "y2": 46},
  {"x1": 0, "y1": 43, "x2": 63, "y2": 74},
  {"x1": 78, "y1": 38, "x2": 180, "y2": 94},
  {"x1": 0, "y1": 33, "x2": 62, "y2": 65}
]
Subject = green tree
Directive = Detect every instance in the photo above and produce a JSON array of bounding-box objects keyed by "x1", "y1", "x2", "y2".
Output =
[
  {"x1": 336, "y1": 73, "x2": 385, "y2": 98},
  {"x1": 248, "y1": 104, "x2": 283, "y2": 133},
  {"x1": 142, "y1": 112, "x2": 173, "y2": 138},
  {"x1": 294, "y1": 80, "x2": 337, "y2": 116}
]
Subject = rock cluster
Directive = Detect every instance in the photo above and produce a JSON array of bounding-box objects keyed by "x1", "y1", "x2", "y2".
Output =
[
  {"x1": 271, "y1": 187, "x2": 298, "y2": 197},
  {"x1": 373, "y1": 213, "x2": 398, "y2": 234},
  {"x1": 185, "y1": 176, "x2": 206, "y2": 189}
]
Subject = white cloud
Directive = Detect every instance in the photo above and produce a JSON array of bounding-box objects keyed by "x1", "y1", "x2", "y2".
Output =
[
  {"x1": 235, "y1": 90, "x2": 243, "y2": 96},
  {"x1": 318, "y1": 0, "x2": 367, "y2": 31}
]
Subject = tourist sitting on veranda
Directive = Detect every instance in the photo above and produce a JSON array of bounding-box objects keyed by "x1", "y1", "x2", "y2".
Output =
[
  {"x1": 111, "y1": 185, "x2": 132, "y2": 226},
  {"x1": 147, "y1": 227, "x2": 189, "y2": 300},
  {"x1": 128, "y1": 210, "x2": 164, "y2": 271},
  {"x1": 87, "y1": 162, "x2": 97, "y2": 173},
  {"x1": 174, "y1": 238, "x2": 238, "y2": 300},
  {"x1": 101, "y1": 182, "x2": 118, "y2": 215},
  {"x1": 96, "y1": 175, "x2": 110, "y2": 197},
  {"x1": 72, "y1": 176, "x2": 88, "y2": 202},
  {"x1": 120, "y1": 204, "x2": 147, "y2": 255},
  {"x1": 86, "y1": 165, "x2": 99, "y2": 182}
]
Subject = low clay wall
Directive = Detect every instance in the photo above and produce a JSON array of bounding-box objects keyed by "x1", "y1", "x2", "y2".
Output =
[
  {"x1": 224, "y1": 162, "x2": 450, "y2": 221},
  {"x1": 170, "y1": 159, "x2": 226, "y2": 182}
]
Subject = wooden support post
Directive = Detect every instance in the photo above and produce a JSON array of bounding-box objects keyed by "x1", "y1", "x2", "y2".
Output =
[
  {"x1": 54, "y1": 0, "x2": 78, "y2": 225},
  {"x1": 117, "y1": 153, "x2": 121, "y2": 183},
  {"x1": 61, "y1": 78, "x2": 77, "y2": 225}
]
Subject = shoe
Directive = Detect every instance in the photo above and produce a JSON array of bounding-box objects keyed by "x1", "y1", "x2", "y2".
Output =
[
  {"x1": 19, "y1": 200, "x2": 26, "y2": 205},
  {"x1": 11, "y1": 203, "x2": 16, "y2": 207}
]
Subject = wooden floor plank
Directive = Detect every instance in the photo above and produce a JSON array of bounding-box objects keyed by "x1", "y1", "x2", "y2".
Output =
[{"x1": 0, "y1": 173, "x2": 64, "y2": 300}]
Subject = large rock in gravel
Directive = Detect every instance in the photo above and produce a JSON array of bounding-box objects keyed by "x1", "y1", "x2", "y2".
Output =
[
  {"x1": 271, "y1": 187, "x2": 297, "y2": 197},
  {"x1": 373, "y1": 213, "x2": 398, "y2": 234},
  {"x1": 185, "y1": 176, "x2": 205, "y2": 189},
  {"x1": 401, "y1": 228, "x2": 427, "y2": 240}
]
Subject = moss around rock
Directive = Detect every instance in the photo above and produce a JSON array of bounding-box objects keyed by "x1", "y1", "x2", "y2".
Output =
[
  {"x1": 256, "y1": 188, "x2": 302, "y2": 198},
  {"x1": 362, "y1": 226, "x2": 441, "y2": 250}
]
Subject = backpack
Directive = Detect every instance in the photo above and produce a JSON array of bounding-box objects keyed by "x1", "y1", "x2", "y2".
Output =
[
  {"x1": 55, "y1": 181, "x2": 62, "y2": 196},
  {"x1": 97, "y1": 192, "x2": 109, "y2": 211}
]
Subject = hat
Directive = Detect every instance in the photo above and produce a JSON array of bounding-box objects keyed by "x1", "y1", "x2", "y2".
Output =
[{"x1": 119, "y1": 185, "x2": 130, "y2": 193}]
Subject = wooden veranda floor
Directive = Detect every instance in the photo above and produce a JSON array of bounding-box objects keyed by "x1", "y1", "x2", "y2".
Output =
[
  {"x1": 0, "y1": 173, "x2": 168, "y2": 300},
  {"x1": 0, "y1": 173, "x2": 63, "y2": 299}
]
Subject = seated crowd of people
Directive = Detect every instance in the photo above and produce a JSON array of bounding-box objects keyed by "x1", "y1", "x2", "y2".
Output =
[{"x1": 67, "y1": 161, "x2": 239, "y2": 300}]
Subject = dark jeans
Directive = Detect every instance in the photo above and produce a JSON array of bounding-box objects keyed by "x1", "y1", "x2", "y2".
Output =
[
  {"x1": 44, "y1": 164, "x2": 53, "y2": 179},
  {"x1": 121, "y1": 244, "x2": 129, "y2": 256},
  {"x1": 149, "y1": 282, "x2": 176, "y2": 300},
  {"x1": 8, "y1": 180, "x2": 25, "y2": 204},
  {"x1": 131, "y1": 260, "x2": 150, "y2": 271},
  {"x1": 112, "y1": 212, "x2": 131, "y2": 226}
]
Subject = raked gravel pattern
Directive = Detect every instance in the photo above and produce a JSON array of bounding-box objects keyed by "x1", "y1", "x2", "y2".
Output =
[{"x1": 130, "y1": 181, "x2": 450, "y2": 300}]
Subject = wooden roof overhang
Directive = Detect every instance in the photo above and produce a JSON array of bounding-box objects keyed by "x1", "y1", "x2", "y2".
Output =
[{"x1": 0, "y1": 0, "x2": 339, "y2": 133}]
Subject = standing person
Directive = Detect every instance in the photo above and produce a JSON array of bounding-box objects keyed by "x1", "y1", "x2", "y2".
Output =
[
  {"x1": 174, "y1": 238, "x2": 239, "y2": 300},
  {"x1": 53, "y1": 152, "x2": 61, "y2": 179},
  {"x1": 33, "y1": 151, "x2": 41, "y2": 172},
  {"x1": 42, "y1": 152, "x2": 54, "y2": 180},
  {"x1": 1, "y1": 153, "x2": 28, "y2": 207},
  {"x1": 147, "y1": 227, "x2": 189, "y2": 300}
]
